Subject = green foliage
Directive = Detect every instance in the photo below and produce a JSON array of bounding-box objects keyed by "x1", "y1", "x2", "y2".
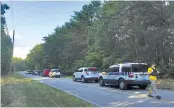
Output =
[
  {"x1": 1, "y1": 30, "x2": 12, "y2": 75},
  {"x1": 25, "y1": 1, "x2": 174, "y2": 77},
  {"x1": 1, "y1": 3, "x2": 12, "y2": 75},
  {"x1": 1, "y1": 3, "x2": 10, "y2": 27},
  {"x1": 13, "y1": 57, "x2": 27, "y2": 71},
  {"x1": 26, "y1": 44, "x2": 44, "y2": 70}
]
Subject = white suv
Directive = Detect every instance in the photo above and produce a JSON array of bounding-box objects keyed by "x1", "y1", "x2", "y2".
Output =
[
  {"x1": 49, "y1": 69, "x2": 60, "y2": 78},
  {"x1": 73, "y1": 67, "x2": 99, "y2": 83},
  {"x1": 98, "y1": 63, "x2": 151, "y2": 90}
]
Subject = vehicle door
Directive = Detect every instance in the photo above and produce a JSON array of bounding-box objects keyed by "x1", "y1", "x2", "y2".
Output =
[
  {"x1": 76, "y1": 69, "x2": 83, "y2": 79},
  {"x1": 104, "y1": 67, "x2": 113, "y2": 83},
  {"x1": 112, "y1": 66, "x2": 120, "y2": 84},
  {"x1": 120, "y1": 66, "x2": 132, "y2": 80}
]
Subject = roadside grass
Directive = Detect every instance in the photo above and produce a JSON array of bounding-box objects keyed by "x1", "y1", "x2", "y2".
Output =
[
  {"x1": 1, "y1": 72, "x2": 92, "y2": 107},
  {"x1": 65, "y1": 76, "x2": 72, "y2": 79},
  {"x1": 158, "y1": 79, "x2": 174, "y2": 90}
]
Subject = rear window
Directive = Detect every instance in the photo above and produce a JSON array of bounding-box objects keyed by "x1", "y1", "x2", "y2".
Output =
[
  {"x1": 44, "y1": 69, "x2": 51, "y2": 72},
  {"x1": 87, "y1": 67, "x2": 97, "y2": 71},
  {"x1": 131, "y1": 64, "x2": 148, "y2": 72},
  {"x1": 52, "y1": 69, "x2": 59, "y2": 72}
]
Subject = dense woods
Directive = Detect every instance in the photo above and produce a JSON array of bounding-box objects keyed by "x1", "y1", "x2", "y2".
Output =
[
  {"x1": 3, "y1": 1, "x2": 174, "y2": 78},
  {"x1": 26, "y1": 1, "x2": 174, "y2": 78},
  {"x1": 1, "y1": 3, "x2": 13, "y2": 75}
]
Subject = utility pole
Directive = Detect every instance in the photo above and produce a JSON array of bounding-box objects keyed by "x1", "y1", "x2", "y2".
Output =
[{"x1": 9, "y1": 30, "x2": 15, "y2": 75}]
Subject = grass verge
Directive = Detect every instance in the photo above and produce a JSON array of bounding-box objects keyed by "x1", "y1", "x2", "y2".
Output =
[
  {"x1": 1, "y1": 72, "x2": 92, "y2": 107},
  {"x1": 158, "y1": 79, "x2": 174, "y2": 90},
  {"x1": 65, "y1": 76, "x2": 72, "y2": 79}
]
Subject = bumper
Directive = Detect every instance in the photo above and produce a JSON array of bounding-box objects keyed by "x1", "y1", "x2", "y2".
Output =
[
  {"x1": 85, "y1": 77, "x2": 98, "y2": 81},
  {"x1": 44, "y1": 74, "x2": 49, "y2": 76},
  {"x1": 52, "y1": 75, "x2": 60, "y2": 77},
  {"x1": 125, "y1": 80, "x2": 151, "y2": 85},
  {"x1": 50, "y1": 74, "x2": 60, "y2": 77}
]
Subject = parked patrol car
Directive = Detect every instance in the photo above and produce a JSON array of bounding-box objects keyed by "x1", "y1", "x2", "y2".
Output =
[
  {"x1": 98, "y1": 63, "x2": 150, "y2": 90},
  {"x1": 73, "y1": 67, "x2": 99, "y2": 83}
]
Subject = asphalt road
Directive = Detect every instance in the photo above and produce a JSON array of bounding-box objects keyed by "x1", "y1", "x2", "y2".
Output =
[{"x1": 20, "y1": 71, "x2": 174, "y2": 107}]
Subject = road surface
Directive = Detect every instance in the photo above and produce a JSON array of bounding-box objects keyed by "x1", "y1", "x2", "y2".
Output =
[{"x1": 20, "y1": 71, "x2": 174, "y2": 107}]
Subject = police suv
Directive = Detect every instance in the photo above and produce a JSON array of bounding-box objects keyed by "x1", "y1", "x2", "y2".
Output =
[{"x1": 98, "y1": 63, "x2": 151, "y2": 90}]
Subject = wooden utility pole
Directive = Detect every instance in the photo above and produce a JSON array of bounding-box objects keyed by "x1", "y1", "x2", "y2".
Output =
[{"x1": 9, "y1": 30, "x2": 15, "y2": 75}]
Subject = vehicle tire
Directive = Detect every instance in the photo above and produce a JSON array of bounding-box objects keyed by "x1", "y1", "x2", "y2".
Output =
[
  {"x1": 119, "y1": 79, "x2": 127, "y2": 90},
  {"x1": 73, "y1": 76, "x2": 76, "y2": 81},
  {"x1": 139, "y1": 85, "x2": 147, "y2": 89},
  {"x1": 81, "y1": 76, "x2": 86, "y2": 83},
  {"x1": 99, "y1": 77, "x2": 105, "y2": 86},
  {"x1": 58, "y1": 76, "x2": 60, "y2": 78}
]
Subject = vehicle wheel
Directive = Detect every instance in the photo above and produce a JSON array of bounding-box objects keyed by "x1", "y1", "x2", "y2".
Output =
[
  {"x1": 58, "y1": 76, "x2": 60, "y2": 78},
  {"x1": 119, "y1": 79, "x2": 127, "y2": 90},
  {"x1": 99, "y1": 77, "x2": 105, "y2": 86},
  {"x1": 73, "y1": 76, "x2": 76, "y2": 81},
  {"x1": 139, "y1": 85, "x2": 147, "y2": 89},
  {"x1": 81, "y1": 76, "x2": 86, "y2": 83},
  {"x1": 95, "y1": 80, "x2": 98, "y2": 83}
]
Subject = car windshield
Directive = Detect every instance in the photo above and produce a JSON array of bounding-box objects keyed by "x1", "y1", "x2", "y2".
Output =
[{"x1": 131, "y1": 64, "x2": 149, "y2": 72}]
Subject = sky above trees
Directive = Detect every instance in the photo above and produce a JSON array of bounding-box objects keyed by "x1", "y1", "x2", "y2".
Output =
[{"x1": 4, "y1": 1, "x2": 90, "y2": 58}]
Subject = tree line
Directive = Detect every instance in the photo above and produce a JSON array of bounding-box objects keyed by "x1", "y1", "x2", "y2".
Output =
[
  {"x1": 1, "y1": 3, "x2": 13, "y2": 75},
  {"x1": 7, "y1": 1, "x2": 174, "y2": 78}
]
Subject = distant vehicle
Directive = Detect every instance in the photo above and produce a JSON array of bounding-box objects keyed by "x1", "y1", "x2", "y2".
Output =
[
  {"x1": 32, "y1": 70, "x2": 38, "y2": 75},
  {"x1": 43, "y1": 69, "x2": 51, "y2": 77},
  {"x1": 49, "y1": 69, "x2": 60, "y2": 78},
  {"x1": 98, "y1": 63, "x2": 151, "y2": 90},
  {"x1": 26, "y1": 70, "x2": 33, "y2": 74},
  {"x1": 73, "y1": 67, "x2": 99, "y2": 83},
  {"x1": 38, "y1": 70, "x2": 43, "y2": 76}
]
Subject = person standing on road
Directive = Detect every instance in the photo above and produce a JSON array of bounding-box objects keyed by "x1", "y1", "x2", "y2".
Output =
[{"x1": 147, "y1": 63, "x2": 161, "y2": 99}]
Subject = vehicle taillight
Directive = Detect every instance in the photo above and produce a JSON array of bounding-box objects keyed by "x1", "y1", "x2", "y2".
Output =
[
  {"x1": 128, "y1": 72, "x2": 134, "y2": 78},
  {"x1": 85, "y1": 71, "x2": 89, "y2": 75}
]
